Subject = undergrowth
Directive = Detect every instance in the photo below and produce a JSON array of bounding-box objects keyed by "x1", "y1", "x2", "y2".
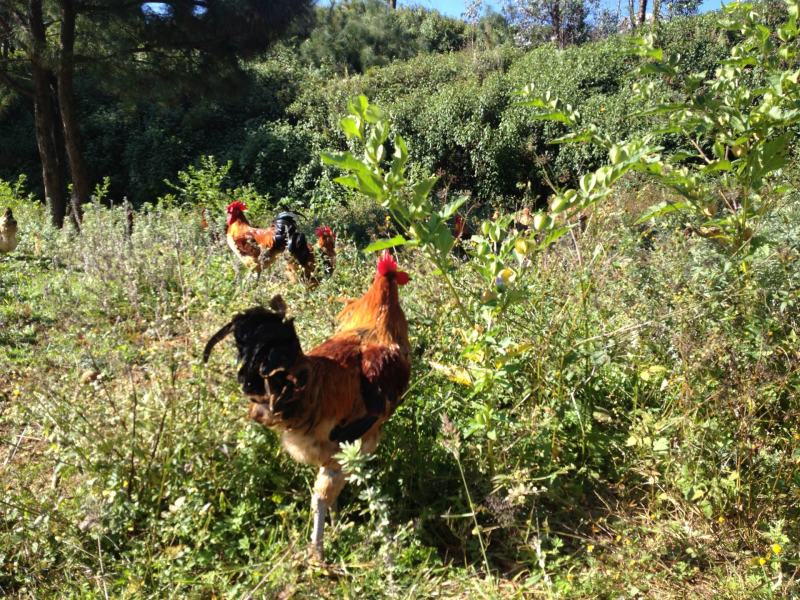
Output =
[{"x1": 0, "y1": 186, "x2": 797, "y2": 597}]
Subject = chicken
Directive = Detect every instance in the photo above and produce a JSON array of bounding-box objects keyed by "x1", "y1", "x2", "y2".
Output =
[
  {"x1": 285, "y1": 225, "x2": 337, "y2": 285},
  {"x1": 203, "y1": 251, "x2": 411, "y2": 561},
  {"x1": 315, "y1": 225, "x2": 337, "y2": 277},
  {"x1": 0, "y1": 208, "x2": 18, "y2": 253},
  {"x1": 225, "y1": 201, "x2": 314, "y2": 278}
]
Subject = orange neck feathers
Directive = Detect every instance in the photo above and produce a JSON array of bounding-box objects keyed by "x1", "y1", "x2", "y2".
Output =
[
  {"x1": 336, "y1": 251, "x2": 409, "y2": 347},
  {"x1": 226, "y1": 200, "x2": 249, "y2": 227}
]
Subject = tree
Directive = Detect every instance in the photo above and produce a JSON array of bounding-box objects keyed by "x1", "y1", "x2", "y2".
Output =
[
  {"x1": 666, "y1": 0, "x2": 701, "y2": 18},
  {"x1": 0, "y1": 0, "x2": 312, "y2": 227},
  {"x1": 503, "y1": 0, "x2": 597, "y2": 48},
  {"x1": 1, "y1": 2, "x2": 69, "y2": 226},
  {"x1": 300, "y1": 1, "x2": 425, "y2": 74}
]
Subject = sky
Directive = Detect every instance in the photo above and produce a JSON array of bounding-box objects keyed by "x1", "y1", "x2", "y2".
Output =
[
  {"x1": 395, "y1": 0, "x2": 725, "y2": 18},
  {"x1": 146, "y1": 0, "x2": 727, "y2": 23}
]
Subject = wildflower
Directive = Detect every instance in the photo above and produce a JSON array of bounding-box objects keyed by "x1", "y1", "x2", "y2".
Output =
[
  {"x1": 587, "y1": 544, "x2": 595, "y2": 554},
  {"x1": 759, "y1": 557, "x2": 767, "y2": 566},
  {"x1": 717, "y1": 516, "x2": 725, "y2": 524},
  {"x1": 771, "y1": 544, "x2": 782, "y2": 555}
]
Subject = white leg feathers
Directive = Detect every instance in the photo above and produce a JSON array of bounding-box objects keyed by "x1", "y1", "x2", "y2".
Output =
[{"x1": 310, "y1": 466, "x2": 345, "y2": 563}]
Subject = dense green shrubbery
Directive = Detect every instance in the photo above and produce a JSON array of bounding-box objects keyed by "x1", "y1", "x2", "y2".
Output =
[{"x1": 0, "y1": 12, "x2": 731, "y2": 213}]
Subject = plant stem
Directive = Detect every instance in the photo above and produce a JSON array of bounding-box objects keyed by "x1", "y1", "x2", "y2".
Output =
[{"x1": 452, "y1": 451, "x2": 493, "y2": 582}]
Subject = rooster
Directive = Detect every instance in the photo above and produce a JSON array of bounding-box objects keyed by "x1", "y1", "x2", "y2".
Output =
[
  {"x1": 315, "y1": 225, "x2": 337, "y2": 277},
  {"x1": 225, "y1": 201, "x2": 314, "y2": 278},
  {"x1": 203, "y1": 251, "x2": 411, "y2": 561},
  {"x1": 0, "y1": 208, "x2": 18, "y2": 254},
  {"x1": 285, "y1": 225, "x2": 337, "y2": 285}
]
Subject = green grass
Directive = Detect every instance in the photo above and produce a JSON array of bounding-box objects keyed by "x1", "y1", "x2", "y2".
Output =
[{"x1": 0, "y1": 195, "x2": 798, "y2": 598}]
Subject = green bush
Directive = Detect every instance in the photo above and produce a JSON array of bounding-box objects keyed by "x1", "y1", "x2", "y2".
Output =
[{"x1": 0, "y1": 9, "x2": 738, "y2": 212}]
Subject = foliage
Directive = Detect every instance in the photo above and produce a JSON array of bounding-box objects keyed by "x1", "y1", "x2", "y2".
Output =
[
  {"x1": 161, "y1": 155, "x2": 274, "y2": 230},
  {"x1": 1, "y1": 158, "x2": 799, "y2": 595},
  {"x1": 519, "y1": 0, "x2": 800, "y2": 252},
  {"x1": 502, "y1": 0, "x2": 599, "y2": 47},
  {"x1": 0, "y1": 174, "x2": 33, "y2": 209},
  {"x1": 1, "y1": 7, "x2": 799, "y2": 594},
  {"x1": 666, "y1": 0, "x2": 703, "y2": 17},
  {"x1": 299, "y1": 0, "x2": 476, "y2": 75},
  {"x1": 0, "y1": 10, "x2": 737, "y2": 212}
]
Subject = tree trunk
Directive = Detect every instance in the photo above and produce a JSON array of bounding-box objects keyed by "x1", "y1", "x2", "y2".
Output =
[
  {"x1": 57, "y1": 0, "x2": 89, "y2": 226},
  {"x1": 388, "y1": 0, "x2": 397, "y2": 8},
  {"x1": 553, "y1": 0, "x2": 563, "y2": 48},
  {"x1": 637, "y1": 0, "x2": 648, "y2": 26},
  {"x1": 29, "y1": 0, "x2": 68, "y2": 227}
]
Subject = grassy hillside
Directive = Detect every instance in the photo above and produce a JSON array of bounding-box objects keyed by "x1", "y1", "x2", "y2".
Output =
[{"x1": 0, "y1": 180, "x2": 797, "y2": 596}]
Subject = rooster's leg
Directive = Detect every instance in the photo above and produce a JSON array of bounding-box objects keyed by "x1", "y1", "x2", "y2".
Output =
[
  {"x1": 310, "y1": 493, "x2": 327, "y2": 561},
  {"x1": 310, "y1": 466, "x2": 346, "y2": 562}
]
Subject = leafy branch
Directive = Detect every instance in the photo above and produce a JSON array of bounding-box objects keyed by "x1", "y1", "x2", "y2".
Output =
[{"x1": 518, "y1": 0, "x2": 800, "y2": 252}]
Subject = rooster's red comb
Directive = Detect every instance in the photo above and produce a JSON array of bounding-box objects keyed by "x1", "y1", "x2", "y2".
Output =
[
  {"x1": 226, "y1": 200, "x2": 247, "y2": 213},
  {"x1": 315, "y1": 225, "x2": 334, "y2": 238},
  {"x1": 376, "y1": 250, "x2": 409, "y2": 285}
]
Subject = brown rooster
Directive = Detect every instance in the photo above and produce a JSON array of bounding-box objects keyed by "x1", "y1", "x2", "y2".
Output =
[
  {"x1": 203, "y1": 251, "x2": 411, "y2": 561},
  {"x1": 0, "y1": 208, "x2": 18, "y2": 254},
  {"x1": 315, "y1": 225, "x2": 337, "y2": 277},
  {"x1": 225, "y1": 201, "x2": 314, "y2": 278}
]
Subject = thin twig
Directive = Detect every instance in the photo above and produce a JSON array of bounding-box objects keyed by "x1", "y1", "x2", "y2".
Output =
[
  {"x1": 242, "y1": 545, "x2": 295, "y2": 600},
  {"x1": 127, "y1": 369, "x2": 139, "y2": 500},
  {"x1": 97, "y1": 536, "x2": 109, "y2": 600},
  {"x1": 2, "y1": 426, "x2": 28, "y2": 467}
]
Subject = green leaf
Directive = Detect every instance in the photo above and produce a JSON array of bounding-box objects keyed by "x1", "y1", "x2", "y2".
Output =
[
  {"x1": 645, "y1": 47, "x2": 664, "y2": 61},
  {"x1": 638, "y1": 63, "x2": 678, "y2": 77},
  {"x1": 703, "y1": 159, "x2": 733, "y2": 173},
  {"x1": 531, "y1": 111, "x2": 574, "y2": 125},
  {"x1": 636, "y1": 201, "x2": 691, "y2": 223},
  {"x1": 365, "y1": 104, "x2": 384, "y2": 123},
  {"x1": 412, "y1": 176, "x2": 438, "y2": 203},
  {"x1": 363, "y1": 235, "x2": 411, "y2": 253},
  {"x1": 551, "y1": 130, "x2": 596, "y2": 144},
  {"x1": 349, "y1": 95, "x2": 369, "y2": 119},
  {"x1": 355, "y1": 171, "x2": 384, "y2": 199},
  {"x1": 744, "y1": 134, "x2": 790, "y2": 185},
  {"x1": 321, "y1": 151, "x2": 363, "y2": 171},
  {"x1": 440, "y1": 196, "x2": 468, "y2": 220},
  {"x1": 539, "y1": 226, "x2": 569, "y2": 248},
  {"x1": 579, "y1": 173, "x2": 596, "y2": 194},
  {"x1": 340, "y1": 116, "x2": 362, "y2": 141},
  {"x1": 332, "y1": 175, "x2": 360, "y2": 190},
  {"x1": 431, "y1": 224, "x2": 455, "y2": 256}
]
